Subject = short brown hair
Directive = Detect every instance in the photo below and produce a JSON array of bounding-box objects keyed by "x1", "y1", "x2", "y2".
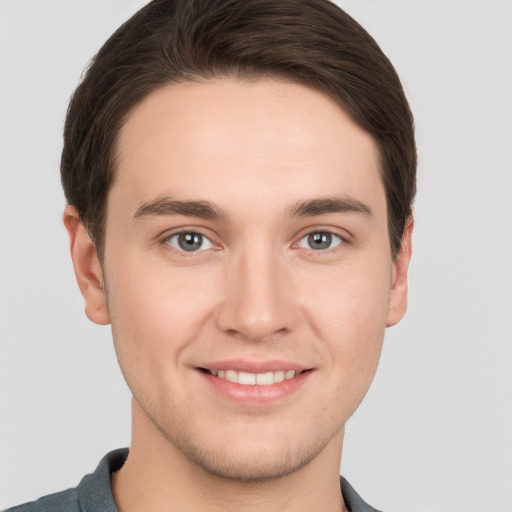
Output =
[{"x1": 61, "y1": 0, "x2": 416, "y2": 258}]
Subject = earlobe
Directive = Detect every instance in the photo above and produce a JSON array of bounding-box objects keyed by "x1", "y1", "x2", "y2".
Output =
[
  {"x1": 386, "y1": 217, "x2": 414, "y2": 327},
  {"x1": 63, "y1": 205, "x2": 111, "y2": 325}
]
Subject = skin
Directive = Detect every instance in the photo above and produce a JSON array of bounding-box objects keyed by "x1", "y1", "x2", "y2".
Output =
[{"x1": 64, "y1": 78, "x2": 413, "y2": 512}]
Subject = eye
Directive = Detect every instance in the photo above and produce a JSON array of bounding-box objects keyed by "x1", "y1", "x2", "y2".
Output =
[
  {"x1": 165, "y1": 231, "x2": 213, "y2": 252},
  {"x1": 297, "y1": 231, "x2": 343, "y2": 251}
]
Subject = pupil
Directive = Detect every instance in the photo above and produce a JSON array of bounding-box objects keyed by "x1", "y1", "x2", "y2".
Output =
[
  {"x1": 308, "y1": 232, "x2": 331, "y2": 250},
  {"x1": 178, "y1": 232, "x2": 202, "y2": 251}
]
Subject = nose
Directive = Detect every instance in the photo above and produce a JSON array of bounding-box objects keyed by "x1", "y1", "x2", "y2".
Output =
[{"x1": 215, "y1": 246, "x2": 300, "y2": 341}]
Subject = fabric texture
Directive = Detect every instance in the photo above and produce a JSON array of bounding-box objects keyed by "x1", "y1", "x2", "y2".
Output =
[{"x1": 4, "y1": 449, "x2": 383, "y2": 512}]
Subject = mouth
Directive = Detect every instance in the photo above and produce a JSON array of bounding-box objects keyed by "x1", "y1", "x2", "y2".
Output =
[
  {"x1": 199, "y1": 368, "x2": 308, "y2": 386},
  {"x1": 197, "y1": 363, "x2": 313, "y2": 404}
]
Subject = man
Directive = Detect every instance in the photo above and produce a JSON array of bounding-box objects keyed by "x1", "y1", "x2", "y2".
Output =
[{"x1": 6, "y1": 0, "x2": 415, "y2": 511}]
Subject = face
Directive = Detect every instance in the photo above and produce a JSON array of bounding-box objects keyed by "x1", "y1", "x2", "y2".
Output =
[{"x1": 66, "y1": 78, "x2": 412, "y2": 481}]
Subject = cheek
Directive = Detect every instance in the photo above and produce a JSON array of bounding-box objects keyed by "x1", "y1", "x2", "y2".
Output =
[
  {"x1": 105, "y1": 257, "x2": 221, "y2": 369},
  {"x1": 300, "y1": 259, "x2": 390, "y2": 376},
  {"x1": 302, "y1": 257, "x2": 391, "y2": 330},
  {"x1": 105, "y1": 259, "x2": 224, "y2": 412}
]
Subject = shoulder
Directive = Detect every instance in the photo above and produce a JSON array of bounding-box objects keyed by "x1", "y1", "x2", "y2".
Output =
[
  {"x1": 341, "y1": 477, "x2": 385, "y2": 512},
  {"x1": 3, "y1": 449, "x2": 128, "y2": 512},
  {"x1": 2, "y1": 487, "x2": 79, "y2": 512}
]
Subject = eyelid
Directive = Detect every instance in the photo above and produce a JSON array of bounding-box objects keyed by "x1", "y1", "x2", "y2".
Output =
[
  {"x1": 160, "y1": 227, "x2": 220, "y2": 254},
  {"x1": 292, "y1": 226, "x2": 350, "y2": 252},
  {"x1": 297, "y1": 232, "x2": 342, "y2": 250}
]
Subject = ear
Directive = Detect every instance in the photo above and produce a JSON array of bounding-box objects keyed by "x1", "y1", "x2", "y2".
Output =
[
  {"x1": 386, "y1": 217, "x2": 414, "y2": 327},
  {"x1": 63, "y1": 205, "x2": 111, "y2": 325}
]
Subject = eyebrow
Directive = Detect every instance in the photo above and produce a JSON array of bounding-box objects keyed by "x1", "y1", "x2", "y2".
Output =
[
  {"x1": 289, "y1": 196, "x2": 372, "y2": 218},
  {"x1": 133, "y1": 195, "x2": 371, "y2": 222},
  {"x1": 133, "y1": 197, "x2": 228, "y2": 221}
]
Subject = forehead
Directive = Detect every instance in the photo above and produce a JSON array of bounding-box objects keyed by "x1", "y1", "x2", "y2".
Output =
[{"x1": 112, "y1": 78, "x2": 384, "y2": 217}]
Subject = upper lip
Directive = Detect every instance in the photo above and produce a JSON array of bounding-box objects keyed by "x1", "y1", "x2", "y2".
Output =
[{"x1": 197, "y1": 359, "x2": 311, "y2": 373}]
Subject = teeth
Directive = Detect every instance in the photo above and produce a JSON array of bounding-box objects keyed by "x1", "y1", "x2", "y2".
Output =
[
  {"x1": 256, "y1": 372, "x2": 273, "y2": 385},
  {"x1": 225, "y1": 369, "x2": 238, "y2": 383},
  {"x1": 208, "y1": 369, "x2": 299, "y2": 385},
  {"x1": 238, "y1": 371, "x2": 256, "y2": 385},
  {"x1": 273, "y1": 370, "x2": 285, "y2": 383}
]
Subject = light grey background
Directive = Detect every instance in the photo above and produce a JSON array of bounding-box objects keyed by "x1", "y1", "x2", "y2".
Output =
[{"x1": 1, "y1": 1, "x2": 511, "y2": 510}]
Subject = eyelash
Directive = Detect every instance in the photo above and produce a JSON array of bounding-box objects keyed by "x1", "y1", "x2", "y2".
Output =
[
  {"x1": 161, "y1": 228, "x2": 347, "y2": 255},
  {"x1": 296, "y1": 231, "x2": 344, "y2": 252},
  {"x1": 163, "y1": 229, "x2": 216, "y2": 255}
]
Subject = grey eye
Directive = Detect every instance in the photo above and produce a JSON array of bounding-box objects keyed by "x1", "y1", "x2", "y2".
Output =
[
  {"x1": 298, "y1": 231, "x2": 342, "y2": 251},
  {"x1": 166, "y1": 232, "x2": 213, "y2": 252}
]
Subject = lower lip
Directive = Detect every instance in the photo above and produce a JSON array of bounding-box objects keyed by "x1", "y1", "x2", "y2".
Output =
[{"x1": 198, "y1": 370, "x2": 312, "y2": 405}]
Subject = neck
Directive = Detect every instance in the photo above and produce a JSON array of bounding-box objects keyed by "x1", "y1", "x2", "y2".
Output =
[{"x1": 111, "y1": 399, "x2": 347, "y2": 512}]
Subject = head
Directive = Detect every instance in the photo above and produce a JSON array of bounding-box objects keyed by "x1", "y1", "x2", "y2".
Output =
[{"x1": 62, "y1": 0, "x2": 415, "y2": 484}]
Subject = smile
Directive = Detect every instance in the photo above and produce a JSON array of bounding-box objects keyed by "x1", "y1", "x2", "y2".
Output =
[
  {"x1": 197, "y1": 363, "x2": 313, "y2": 404},
  {"x1": 202, "y1": 369, "x2": 303, "y2": 386}
]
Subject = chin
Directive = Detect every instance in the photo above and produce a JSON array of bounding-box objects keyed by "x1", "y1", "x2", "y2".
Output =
[
  {"x1": 158, "y1": 412, "x2": 345, "y2": 483},
  {"x1": 175, "y1": 437, "x2": 321, "y2": 482}
]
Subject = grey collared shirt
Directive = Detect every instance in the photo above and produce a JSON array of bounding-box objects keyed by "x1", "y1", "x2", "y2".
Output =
[{"x1": 4, "y1": 448, "x2": 383, "y2": 512}]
